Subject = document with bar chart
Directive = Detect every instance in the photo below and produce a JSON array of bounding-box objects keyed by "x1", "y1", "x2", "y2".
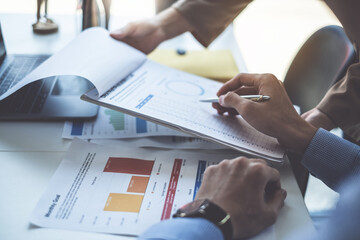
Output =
[
  {"x1": 62, "y1": 107, "x2": 187, "y2": 139},
  {"x1": 30, "y1": 139, "x2": 231, "y2": 235}
]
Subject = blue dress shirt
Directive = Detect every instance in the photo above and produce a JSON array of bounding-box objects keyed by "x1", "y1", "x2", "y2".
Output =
[{"x1": 302, "y1": 128, "x2": 360, "y2": 190}]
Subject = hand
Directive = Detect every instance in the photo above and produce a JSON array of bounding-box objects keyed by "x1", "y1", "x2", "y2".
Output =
[
  {"x1": 110, "y1": 20, "x2": 165, "y2": 54},
  {"x1": 195, "y1": 157, "x2": 286, "y2": 239},
  {"x1": 301, "y1": 108, "x2": 336, "y2": 130},
  {"x1": 213, "y1": 73, "x2": 317, "y2": 154},
  {"x1": 110, "y1": 8, "x2": 193, "y2": 54}
]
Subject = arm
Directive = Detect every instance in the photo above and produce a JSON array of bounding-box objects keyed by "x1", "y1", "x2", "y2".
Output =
[
  {"x1": 111, "y1": 0, "x2": 253, "y2": 53},
  {"x1": 215, "y1": 73, "x2": 318, "y2": 154},
  {"x1": 139, "y1": 218, "x2": 223, "y2": 240},
  {"x1": 139, "y1": 145, "x2": 360, "y2": 240},
  {"x1": 301, "y1": 108, "x2": 336, "y2": 131},
  {"x1": 314, "y1": 174, "x2": 360, "y2": 239},
  {"x1": 110, "y1": 8, "x2": 194, "y2": 54},
  {"x1": 288, "y1": 174, "x2": 360, "y2": 240},
  {"x1": 316, "y1": 63, "x2": 360, "y2": 142},
  {"x1": 173, "y1": 0, "x2": 253, "y2": 47},
  {"x1": 302, "y1": 128, "x2": 360, "y2": 190},
  {"x1": 140, "y1": 157, "x2": 286, "y2": 239},
  {"x1": 301, "y1": 63, "x2": 360, "y2": 143},
  {"x1": 215, "y1": 73, "x2": 360, "y2": 189},
  {"x1": 302, "y1": 1, "x2": 360, "y2": 142}
]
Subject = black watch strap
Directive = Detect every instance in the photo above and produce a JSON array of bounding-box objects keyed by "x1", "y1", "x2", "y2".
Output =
[{"x1": 173, "y1": 199, "x2": 233, "y2": 240}]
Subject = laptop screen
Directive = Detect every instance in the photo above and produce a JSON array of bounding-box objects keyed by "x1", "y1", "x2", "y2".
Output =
[{"x1": 0, "y1": 23, "x2": 6, "y2": 64}]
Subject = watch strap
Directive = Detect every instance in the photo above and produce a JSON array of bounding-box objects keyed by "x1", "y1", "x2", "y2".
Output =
[{"x1": 173, "y1": 199, "x2": 233, "y2": 240}]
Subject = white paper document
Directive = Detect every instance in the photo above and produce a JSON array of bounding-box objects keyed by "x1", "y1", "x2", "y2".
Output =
[
  {"x1": 62, "y1": 107, "x2": 187, "y2": 139},
  {"x1": 90, "y1": 136, "x2": 231, "y2": 150},
  {"x1": 83, "y1": 59, "x2": 284, "y2": 162},
  {"x1": 31, "y1": 139, "x2": 275, "y2": 239},
  {"x1": 29, "y1": 139, "x2": 227, "y2": 235},
  {"x1": 5, "y1": 27, "x2": 284, "y2": 162},
  {"x1": 0, "y1": 28, "x2": 145, "y2": 101}
]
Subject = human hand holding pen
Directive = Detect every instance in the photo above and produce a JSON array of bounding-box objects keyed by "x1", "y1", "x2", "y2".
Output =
[
  {"x1": 200, "y1": 95, "x2": 270, "y2": 103},
  {"x1": 213, "y1": 73, "x2": 317, "y2": 154}
]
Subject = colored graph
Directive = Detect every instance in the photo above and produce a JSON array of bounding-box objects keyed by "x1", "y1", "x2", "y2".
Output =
[
  {"x1": 104, "y1": 109, "x2": 125, "y2": 131},
  {"x1": 193, "y1": 161, "x2": 206, "y2": 200},
  {"x1": 161, "y1": 159, "x2": 182, "y2": 220},
  {"x1": 136, "y1": 118, "x2": 147, "y2": 133},
  {"x1": 103, "y1": 157, "x2": 154, "y2": 175},
  {"x1": 71, "y1": 121, "x2": 84, "y2": 136},
  {"x1": 127, "y1": 176, "x2": 149, "y2": 193},
  {"x1": 103, "y1": 157, "x2": 154, "y2": 214},
  {"x1": 104, "y1": 193, "x2": 144, "y2": 213}
]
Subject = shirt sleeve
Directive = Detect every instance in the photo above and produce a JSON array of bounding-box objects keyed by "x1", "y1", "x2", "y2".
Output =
[
  {"x1": 139, "y1": 217, "x2": 224, "y2": 240},
  {"x1": 285, "y1": 174, "x2": 360, "y2": 240},
  {"x1": 301, "y1": 128, "x2": 360, "y2": 190},
  {"x1": 316, "y1": 174, "x2": 360, "y2": 239},
  {"x1": 172, "y1": 0, "x2": 252, "y2": 47}
]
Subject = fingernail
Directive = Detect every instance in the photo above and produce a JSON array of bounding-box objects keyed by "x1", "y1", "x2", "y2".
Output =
[
  {"x1": 218, "y1": 95, "x2": 225, "y2": 106},
  {"x1": 281, "y1": 189, "x2": 287, "y2": 198},
  {"x1": 111, "y1": 29, "x2": 124, "y2": 36}
]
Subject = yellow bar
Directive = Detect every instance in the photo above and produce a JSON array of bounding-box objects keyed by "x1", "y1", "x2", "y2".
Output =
[{"x1": 104, "y1": 193, "x2": 144, "y2": 213}]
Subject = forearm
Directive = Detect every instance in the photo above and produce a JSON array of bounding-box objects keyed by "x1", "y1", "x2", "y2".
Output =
[
  {"x1": 173, "y1": 0, "x2": 253, "y2": 47},
  {"x1": 154, "y1": 7, "x2": 195, "y2": 42},
  {"x1": 280, "y1": 117, "x2": 317, "y2": 154},
  {"x1": 302, "y1": 128, "x2": 360, "y2": 190}
]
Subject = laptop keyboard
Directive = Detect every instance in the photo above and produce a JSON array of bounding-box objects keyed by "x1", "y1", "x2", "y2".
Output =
[
  {"x1": 0, "y1": 78, "x2": 55, "y2": 114},
  {"x1": 0, "y1": 55, "x2": 52, "y2": 114},
  {"x1": 0, "y1": 55, "x2": 48, "y2": 96}
]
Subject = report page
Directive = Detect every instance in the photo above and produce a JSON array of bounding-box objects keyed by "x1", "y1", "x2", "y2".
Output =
[
  {"x1": 31, "y1": 139, "x2": 233, "y2": 235},
  {"x1": 83, "y1": 60, "x2": 284, "y2": 162}
]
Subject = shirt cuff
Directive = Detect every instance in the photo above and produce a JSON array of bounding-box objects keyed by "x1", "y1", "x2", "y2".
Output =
[
  {"x1": 139, "y1": 218, "x2": 224, "y2": 240},
  {"x1": 302, "y1": 128, "x2": 360, "y2": 190}
]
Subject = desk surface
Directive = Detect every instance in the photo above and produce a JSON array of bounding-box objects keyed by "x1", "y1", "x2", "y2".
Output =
[{"x1": 0, "y1": 14, "x2": 314, "y2": 240}]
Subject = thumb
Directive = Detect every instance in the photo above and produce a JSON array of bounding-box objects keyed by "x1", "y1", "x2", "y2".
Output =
[
  {"x1": 219, "y1": 92, "x2": 248, "y2": 111},
  {"x1": 110, "y1": 24, "x2": 135, "y2": 40},
  {"x1": 266, "y1": 188, "x2": 287, "y2": 212}
]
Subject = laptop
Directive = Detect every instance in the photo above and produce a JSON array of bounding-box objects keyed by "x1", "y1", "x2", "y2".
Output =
[{"x1": 0, "y1": 22, "x2": 98, "y2": 120}]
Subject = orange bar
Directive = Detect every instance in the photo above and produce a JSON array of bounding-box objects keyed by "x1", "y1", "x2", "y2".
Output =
[
  {"x1": 104, "y1": 193, "x2": 144, "y2": 213},
  {"x1": 127, "y1": 176, "x2": 150, "y2": 194}
]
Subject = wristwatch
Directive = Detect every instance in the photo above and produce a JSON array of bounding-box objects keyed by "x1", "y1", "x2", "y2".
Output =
[{"x1": 173, "y1": 199, "x2": 233, "y2": 240}]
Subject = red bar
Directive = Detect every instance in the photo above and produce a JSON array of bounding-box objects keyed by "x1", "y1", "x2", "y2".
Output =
[
  {"x1": 161, "y1": 158, "x2": 182, "y2": 220},
  {"x1": 104, "y1": 157, "x2": 154, "y2": 175}
]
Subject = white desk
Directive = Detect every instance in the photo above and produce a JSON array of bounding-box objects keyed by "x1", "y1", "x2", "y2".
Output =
[{"x1": 0, "y1": 14, "x2": 314, "y2": 240}]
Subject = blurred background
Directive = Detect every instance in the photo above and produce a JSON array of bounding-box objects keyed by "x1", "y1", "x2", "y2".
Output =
[{"x1": 0, "y1": 0, "x2": 340, "y2": 78}]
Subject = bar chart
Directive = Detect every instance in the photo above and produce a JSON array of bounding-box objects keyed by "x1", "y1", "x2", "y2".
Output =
[
  {"x1": 62, "y1": 107, "x2": 186, "y2": 139},
  {"x1": 104, "y1": 109, "x2": 125, "y2": 131},
  {"x1": 31, "y1": 140, "x2": 227, "y2": 235},
  {"x1": 103, "y1": 157, "x2": 154, "y2": 213}
]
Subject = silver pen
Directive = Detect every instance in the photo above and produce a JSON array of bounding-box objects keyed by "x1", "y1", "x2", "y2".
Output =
[{"x1": 199, "y1": 95, "x2": 270, "y2": 103}]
